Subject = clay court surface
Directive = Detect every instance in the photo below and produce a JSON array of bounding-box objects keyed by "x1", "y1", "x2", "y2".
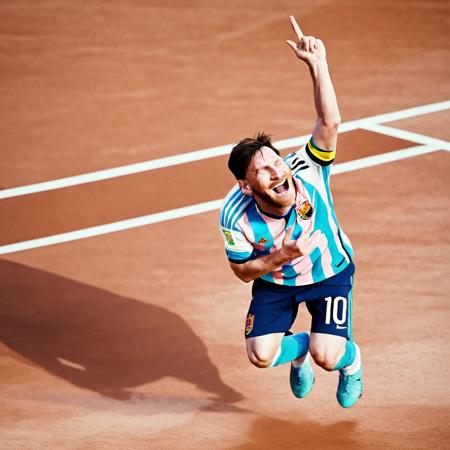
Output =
[{"x1": 1, "y1": 1, "x2": 449, "y2": 448}]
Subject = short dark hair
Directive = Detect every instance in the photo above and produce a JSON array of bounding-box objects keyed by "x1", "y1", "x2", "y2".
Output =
[{"x1": 228, "y1": 132, "x2": 280, "y2": 180}]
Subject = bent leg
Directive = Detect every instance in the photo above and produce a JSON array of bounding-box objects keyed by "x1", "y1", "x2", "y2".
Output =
[
  {"x1": 309, "y1": 332, "x2": 362, "y2": 408},
  {"x1": 309, "y1": 332, "x2": 362, "y2": 373},
  {"x1": 246, "y1": 332, "x2": 309, "y2": 368},
  {"x1": 309, "y1": 332, "x2": 347, "y2": 371}
]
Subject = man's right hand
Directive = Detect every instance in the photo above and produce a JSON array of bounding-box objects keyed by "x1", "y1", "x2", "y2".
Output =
[
  {"x1": 286, "y1": 16, "x2": 326, "y2": 66},
  {"x1": 229, "y1": 226, "x2": 327, "y2": 283},
  {"x1": 279, "y1": 226, "x2": 327, "y2": 262}
]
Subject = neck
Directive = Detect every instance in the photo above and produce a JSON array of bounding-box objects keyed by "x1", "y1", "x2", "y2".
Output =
[{"x1": 255, "y1": 198, "x2": 293, "y2": 217}]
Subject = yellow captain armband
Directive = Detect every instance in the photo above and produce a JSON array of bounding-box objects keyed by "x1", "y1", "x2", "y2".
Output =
[{"x1": 306, "y1": 138, "x2": 336, "y2": 166}]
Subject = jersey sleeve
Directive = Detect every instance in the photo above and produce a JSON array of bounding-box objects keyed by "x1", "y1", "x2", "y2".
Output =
[
  {"x1": 285, "y1": 137, "x2": 336, "y2": 178},
  {"x1": 304, "y1": 137, "x2": 336, "y2": 166},
  {"x1": 219, "y1": 225, "x2": 254, "y2": 264}
]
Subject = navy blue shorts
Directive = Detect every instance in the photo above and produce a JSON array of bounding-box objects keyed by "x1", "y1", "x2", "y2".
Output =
[{"x1": 244, "y1": 262, "x2": 355, "y2": 340}]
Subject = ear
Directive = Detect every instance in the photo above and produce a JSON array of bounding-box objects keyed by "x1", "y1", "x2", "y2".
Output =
[{"x1": 238, "y1": 179, "x2": 253, "y2": 197}]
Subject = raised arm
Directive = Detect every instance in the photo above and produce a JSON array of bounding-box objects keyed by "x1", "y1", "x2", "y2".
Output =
[{"x1": 286, "y1": 16, "x2": 341, "y2": 151}]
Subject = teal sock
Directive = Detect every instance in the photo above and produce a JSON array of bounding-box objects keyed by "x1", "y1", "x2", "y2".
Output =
[
  {"x1": 334, "y1": 340, "x2": 356, "y2": 371},
  {"x1": 269, "y1": 332, "x2": 309, "y2": 367}
]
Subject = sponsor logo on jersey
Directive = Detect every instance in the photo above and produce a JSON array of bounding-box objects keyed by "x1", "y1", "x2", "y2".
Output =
[
  {"x1": 245, "y1": 314, "x2": 254, "y2": 335},
  {"x1": 297, "y1": 200, "x2": 314, "y2": 220}
]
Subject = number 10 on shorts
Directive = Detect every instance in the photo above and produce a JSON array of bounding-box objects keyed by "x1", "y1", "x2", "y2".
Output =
[{"x1": 324, "y1": 296, "x2": 347, "y2": 325}]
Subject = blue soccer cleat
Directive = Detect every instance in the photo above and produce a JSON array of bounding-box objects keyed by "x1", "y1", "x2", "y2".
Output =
[
  {"x1": 336, "y1": 365, "x2": 363, "y2": 408},
  {"x1": 290, "y1": 357, "x2": 315, "y2": 399}
]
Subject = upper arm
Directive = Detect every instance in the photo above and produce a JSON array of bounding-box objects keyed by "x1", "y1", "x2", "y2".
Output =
[
  {"x1": 312, "y1": 117, "x2": 338, "y2": 153},
  {"x1": 219, "y1": 226, "x2": 254, "y2": 264}
]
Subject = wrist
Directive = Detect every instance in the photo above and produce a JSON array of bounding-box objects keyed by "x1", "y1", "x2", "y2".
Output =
[{"x1": 308, "y1": 59, "x2": 328, "y2": 75}]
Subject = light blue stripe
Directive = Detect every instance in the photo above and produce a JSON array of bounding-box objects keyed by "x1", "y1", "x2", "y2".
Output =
[
  {"x1": 310, "y1": 247, "x2": 325, "y2": 282},
  {"x1": 226, "y1": 248, "x2": 252, "y2": 261},
  {"x1": 261, "y1": 272, "x2": 275, "y2": 283},
  {"x1": 229, "y1": 196, "x2": 252, "y2": 229},
  {"x1": 220, "y1": 188, "x2": 239, "y2": 226},
  {"x1": 246, "y1": 204, "x2": 275, "y2": 283},
  {"x1": 222, "y1": 188, "x2": 244, "y2": 228},
  {"x1": 322, "y1": 171, "x2": 354, "y2": 258},
  {"x1": 246, "y1": 205, "x2": 272, "y2": 256},
  {"x1": 281, "y1": 263, "x2": 298, "y2": 286},
  {"x1": 348, "y1": 277, "x2": 354, "y2": 341},
  {"x1": 302, "y1": 179, "x2": 346, "y2": 274},
  {"x1": 282, "y1": 208, "x2": 303, "y2": 285}
]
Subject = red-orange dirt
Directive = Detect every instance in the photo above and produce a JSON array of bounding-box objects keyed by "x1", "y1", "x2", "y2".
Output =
[{"x1": 1, "y1": 1, "x2": 449, "y2": 448}]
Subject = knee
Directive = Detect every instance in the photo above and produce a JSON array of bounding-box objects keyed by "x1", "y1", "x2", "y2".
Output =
[
  {"x1": 247, "y1": 348, "x2": 276, "y2": 369},
  {"x1": 310, "y1": 349, "x2": 342, "y2": 372}
]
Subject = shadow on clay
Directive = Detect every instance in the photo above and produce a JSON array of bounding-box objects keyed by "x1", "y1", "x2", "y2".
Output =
[
  {"x1": 231, "y1": 415, "x2": 359, "y2": 449},
  {"x1": 0, "y1": 259, "x2": 243, "y2": 409}
]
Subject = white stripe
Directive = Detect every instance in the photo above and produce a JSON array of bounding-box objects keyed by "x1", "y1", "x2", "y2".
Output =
[
  {"x1": 0, "y1": 143, "x2": 443, "y2": 255},
  {"x1": 222, "y1": 187, "x2": 245, "y2": 227},
  {"x1": 226, "y1": 195, "x2": 250, "y2": 229},
  {"x1": 0, "y1": 200, "x2": 222, "y2": 255},
  {"x1": 0, "y1": 144, "x2": 231, "y2": 200},
  {"x1": 340, "y1": 100, "x2": 450, "y2": 130},
  {"x1": 0, "y1": 100, "x2": 448, "y2": 199},
  {"x1": 331, "y1": 143, "x2": 441, "y2": 175},
  {"x1": 360, "y1": 123, "x2": 450, "y2": 150},
  {"x1": 317, "y1": 163, "x2": 350, "y2": 262},
  {"x1": 230, "y1": 198, "x2": 252, "y2": 229}
]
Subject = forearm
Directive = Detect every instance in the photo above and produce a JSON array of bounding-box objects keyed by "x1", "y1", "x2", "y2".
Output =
[
  {"x1": 309, "y1": 60, "x2": 341, "y2": 128},
  {"x1": 230, "y1": 250, "x2": 291, "y2": 283}
]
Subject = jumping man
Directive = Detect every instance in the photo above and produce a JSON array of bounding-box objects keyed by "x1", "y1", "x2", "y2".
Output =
[{"x1": 219, "y1": 16, "x2": 363, "y2": 408}]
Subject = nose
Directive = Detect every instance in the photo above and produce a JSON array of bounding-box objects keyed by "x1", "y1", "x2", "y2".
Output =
[{"x1": 271, "y1": 165, "x2": 284, "y2": 179}]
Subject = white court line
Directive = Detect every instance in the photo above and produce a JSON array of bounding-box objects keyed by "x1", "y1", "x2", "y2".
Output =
[
  {"x1": 0, "y1": 100, "x2": 449, "y2": 200},
  {"x1": 0, "y1": 143, "x2": 443, "y2": 255},
  {"x1": 360, "y1": 123, "x2": 450, "y2": 150},
  {"x1": 331, "y1": 143, "x2": 441, "y2": 174}
]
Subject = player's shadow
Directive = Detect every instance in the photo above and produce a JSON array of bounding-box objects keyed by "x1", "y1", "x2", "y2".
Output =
[
  {"x1": 232, "y1": 415, "x2": 359, "y2": 449},
  {"x1": 0, "y1": 259, "x2": 242, "y2": 408}
]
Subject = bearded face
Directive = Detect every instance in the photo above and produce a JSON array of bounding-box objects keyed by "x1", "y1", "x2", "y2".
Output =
[{"x1": 239, "y1": 147, "x2": 296, "y2": 214}]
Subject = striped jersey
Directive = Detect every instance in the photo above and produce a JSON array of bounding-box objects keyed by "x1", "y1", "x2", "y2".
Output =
[{"x1": 219, "y1": 138, "x2": 353, "y2": 286}]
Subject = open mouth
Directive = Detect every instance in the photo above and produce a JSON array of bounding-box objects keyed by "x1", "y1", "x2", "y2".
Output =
[{"x1": 271, "y1": 178, "x2": 289, "y2": 195}]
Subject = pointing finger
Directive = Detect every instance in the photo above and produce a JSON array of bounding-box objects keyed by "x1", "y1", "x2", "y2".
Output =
[{"x1": 289, "y1": 15, "x2": 304, "y2": 40}]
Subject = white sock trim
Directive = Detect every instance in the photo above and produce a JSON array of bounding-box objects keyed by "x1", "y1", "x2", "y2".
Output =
[
  {"x1": 343, "y1": 344, "x2": 361, "y2": 375},
  {"x1": 268, "y1": 346, "x2": 282, "y2": 368},
  {"x1": 291, "y1": 351, "x2": 310, "y2": 368}
]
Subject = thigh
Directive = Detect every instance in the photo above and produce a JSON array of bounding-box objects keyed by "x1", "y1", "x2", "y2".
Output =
[
  {"x1": 246, "y1": 332, "x2": 285, "y2": 362},
  {"x1": 309, "y1": 332, "x2": 346, "y2": 360},
  {"x1": 245, "y1": 279, "x2": 299, "y2": 339}
]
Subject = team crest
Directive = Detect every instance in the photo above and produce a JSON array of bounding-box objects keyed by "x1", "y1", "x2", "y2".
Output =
[
  {"x1": 297, "y1": 201, "x2": 314, "y2": 220},
  {"x1": 223, "y1": 230, "x2": 235, "y2": 246},
  {"x1": 245, "y1": 314, "x2": 254, "y2": 335}
]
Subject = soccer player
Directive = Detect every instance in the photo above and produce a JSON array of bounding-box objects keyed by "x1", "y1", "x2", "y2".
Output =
[{"x1": 219, "y1": 16, "x2": 363, "y2": 407}]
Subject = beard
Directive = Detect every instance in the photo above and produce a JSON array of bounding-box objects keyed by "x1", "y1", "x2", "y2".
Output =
[{"x1": 251, "y1": 178, "x2": 296, "y2": 210}]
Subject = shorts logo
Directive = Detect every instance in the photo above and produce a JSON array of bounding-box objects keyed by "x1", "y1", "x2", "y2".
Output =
[
  {"x1": 245, "y1": 314, "x2": 254, "y2": 335},
  {"x1": 297, "y1": 201, "x2": 314, "y2": 220},
  {"x1": 223, "y1": 230, "x2": 235, "y2": 246},
  {"x1": 258, "y1": 237, "x2": 269, "y2": 245}
]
